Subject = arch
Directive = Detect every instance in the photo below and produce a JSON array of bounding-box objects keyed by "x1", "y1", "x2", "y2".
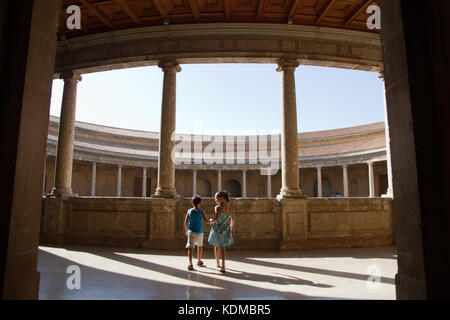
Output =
[
  {"x1": 223, "y1": 179, "x2": 241, "y2": 198},
  {"x1": 313, "y1": 177, "x2": 333, "y2": 197},
  {"x1": 197, "y1": 178, "x2": 212, "y2": 197}
]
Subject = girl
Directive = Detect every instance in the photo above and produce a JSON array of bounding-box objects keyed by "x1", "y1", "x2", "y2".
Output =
[{"x1": 208, "y1": 191, "x2": 234, "y2": 273}]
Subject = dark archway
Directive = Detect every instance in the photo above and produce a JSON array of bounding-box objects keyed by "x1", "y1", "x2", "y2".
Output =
[
  {"x1": 223, "y1": 179, "x2": 241, "y2": 198},
  {"x1": 196, "y1": 178, "x2": 211, "y2": 197}
]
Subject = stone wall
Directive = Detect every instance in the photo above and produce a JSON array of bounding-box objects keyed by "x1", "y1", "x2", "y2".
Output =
[{"x1": 40, "y1": 197, "x2": 394, "y2": 250}]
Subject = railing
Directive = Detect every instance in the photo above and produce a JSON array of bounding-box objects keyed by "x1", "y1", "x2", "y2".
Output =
[{"x1": 41, "y1": 197, "x2": 394, "y2": 250}]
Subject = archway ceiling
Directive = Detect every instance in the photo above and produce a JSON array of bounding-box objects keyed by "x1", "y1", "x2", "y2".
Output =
[{"x1": 60, "y1": 0, "x2": 379, "y2": 40}]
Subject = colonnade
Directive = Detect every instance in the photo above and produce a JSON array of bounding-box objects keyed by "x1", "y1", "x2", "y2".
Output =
[
  {"x1": 84, "y1": 164, "x2": 265, "y2": 198},
  {"x1": 50, "y1": 59, "x2": 392, "y2": 200},
  {"x1": 315, "y1": 162, "x2": 377, "y2": 198},
  {"x1": 48, "y1": 159, "x2": 383, "y2": 198},
  {"x1": 53, "y1": 159, "x2": 383, "y2": 198}
]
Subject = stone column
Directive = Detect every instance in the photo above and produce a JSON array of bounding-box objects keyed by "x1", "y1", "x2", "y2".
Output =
[
  {"x1": 192, "y1": 169, "x2": 197, "y2": 196},
  {"x1": 117, "y1": 165, "x2": 122, "y2": 197},
  {"x1": 154, "y1": 60, "x2": 181, "y2": 198},
  {"x1": 242, "y1": 169, "x2": 247, "y2": 198},
  {"x1": 52, "y1": 72, "x2": 82, "y2": 196},
  {"x1": 379, "y1": 71, "x2": 394, "y2": 198},
  {"x1": 368, "y1": 161, "x2": 375, "y2": 197},
  {"x1": 90, "y1": 162, "x2": 96, "y2": 196},
  {"x1": 343, "y1": 165, "x2": 349, "y2": 197},
  {"x1": 142, "y1": 167, "x2": 147, "y2": 197},
  {"x1": 317, "y1": 167, "x2": 323, "y2": 197},
  {"x1": 267, "y1": 172, "x2": 272, "y2": 198},
  {"x1": 217, "y1": 169, "x2": 222, "y2": 191},
  {"x1": 276, "y1": 59, "x2": 304, "y2": 200}
]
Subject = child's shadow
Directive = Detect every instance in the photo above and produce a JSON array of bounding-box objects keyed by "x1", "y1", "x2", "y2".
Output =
[{"x1": 199, "y1": 265, "x2": 333, "y2": 288}]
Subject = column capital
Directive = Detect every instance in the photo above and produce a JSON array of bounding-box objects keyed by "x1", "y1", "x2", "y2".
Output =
[
  {"x1": 59, "y1": 71, "x2": 82, "y2": 82},
  {"x1": 158, "y1": 60, "x2": 182, "y2": 72},
  {"x1": 276, "y1": 58, "x2": 299, "y2": 72}
]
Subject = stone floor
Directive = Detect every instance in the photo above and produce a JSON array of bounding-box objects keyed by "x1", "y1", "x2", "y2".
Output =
[{"x1": 38, "y1": 245, "x2": 397, "y2": 300}]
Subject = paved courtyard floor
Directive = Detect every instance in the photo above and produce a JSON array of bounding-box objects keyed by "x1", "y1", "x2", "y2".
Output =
[{"x1": 38, "y1": 245, "x2": 397, "y2": 300}]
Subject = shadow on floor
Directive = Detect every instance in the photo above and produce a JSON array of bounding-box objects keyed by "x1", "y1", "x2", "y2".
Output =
[
  {"x1": 41, "y1": 244, "x2": 397, "y2": 260},
  {"x1": 239, "y1": 257, "x2": 395, "y2": 285},
  {"x1": 209, "y1": 267, "x2": 334, "y2": 288},
  {"x1": 38, "y1": 248, "x2": 338, "y2": 300},
  {"x1": 92, "y1": 250, "x2": 335, "y2": 298}
]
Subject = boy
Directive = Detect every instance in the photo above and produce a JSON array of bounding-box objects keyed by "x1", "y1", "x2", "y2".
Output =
[{"x1": 184, "y1": 195, "x2": 209, "y2": 271}]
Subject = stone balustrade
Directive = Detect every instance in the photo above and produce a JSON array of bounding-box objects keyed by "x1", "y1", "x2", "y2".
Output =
[{"x1": 40, "y1": 197, "x2": 394, "y2": 250}]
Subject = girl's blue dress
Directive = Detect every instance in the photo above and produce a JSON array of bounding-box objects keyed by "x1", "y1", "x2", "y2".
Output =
[{"x1": 208, "y1": 208, "x2": 234, "y2": 248}]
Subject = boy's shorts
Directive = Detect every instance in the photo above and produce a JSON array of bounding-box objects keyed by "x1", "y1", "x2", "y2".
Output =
[{"x1": 186, "y1": 232, "x2": 204, "y2": 248}]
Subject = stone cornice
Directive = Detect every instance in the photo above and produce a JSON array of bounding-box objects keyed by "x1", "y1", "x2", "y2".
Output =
[{"x1": 55, "y1": 23, "x2": 382, "y2": 75}]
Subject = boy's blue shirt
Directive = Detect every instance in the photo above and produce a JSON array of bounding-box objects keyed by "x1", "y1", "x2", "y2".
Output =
[{"x1": 188, "y1": 208, "x2": 204, "y2": 233}]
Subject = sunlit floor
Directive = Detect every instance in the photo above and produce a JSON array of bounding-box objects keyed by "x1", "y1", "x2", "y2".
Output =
[{"x1": 38, "y1": 245, "x2": 397, "y2": 300}]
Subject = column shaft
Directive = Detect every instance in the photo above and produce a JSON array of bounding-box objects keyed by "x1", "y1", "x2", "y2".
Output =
[
  {"x1": 317, "y1": 167, "x2": 323, "y2": 197},
  {"x1": 217, "y1": 169, "x2": 222, "y2": 191},
  {"x1": 343, "y1": 165, "x2": 349, "y2": 197},
  {"x1": 380, "y1": 71, "x2": 394, "y2": 198},
  {"x1": 267, "y1": 173, "x2": 272, "y2": 198},
  {"x1": 192, "y1": 169, "x2": 197, "y2": 196},
  {"x1": 142, "y1": 167, "x2": 147, "y2": 197},
  {"x1": 154, "y1": 61, "x2": 181, "y2": 198},
  {"x1": 242, "y1": 170, "x2": 247, "y2": 198},
  {"x1": 90, "y1": 162, "x2": 96, "y2": 196},
  {"x1": 276, "y1": 59, "x2": 304, "y2": 199},
  {"x1": 52, "y1": 72, "x2": 82, "y2": 196},
  {"x1": 117, "y1": 165, "x2": 122, "y2": 197},
  {"x1": 368, "y1": 162, "x2": 375, "y2": 197}
]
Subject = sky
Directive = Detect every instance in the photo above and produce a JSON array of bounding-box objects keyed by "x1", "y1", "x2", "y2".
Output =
[{"x1": 49, "y1": 63, "x2": 385, "y2": 135}]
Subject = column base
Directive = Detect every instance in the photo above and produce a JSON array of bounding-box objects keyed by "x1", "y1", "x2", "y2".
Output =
[
  {"x1": 276, "y1": 188, "x2": 305, "y2": 200},
  {"x1": 153, "y1": 187, "x2": 177, "y2": 198},
  {"x1": 381, "y1": 191, "x2": 394, "y2": 198},
  {"x1": 50, "y1": 187, "x2": 73, "y2": 197}
]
